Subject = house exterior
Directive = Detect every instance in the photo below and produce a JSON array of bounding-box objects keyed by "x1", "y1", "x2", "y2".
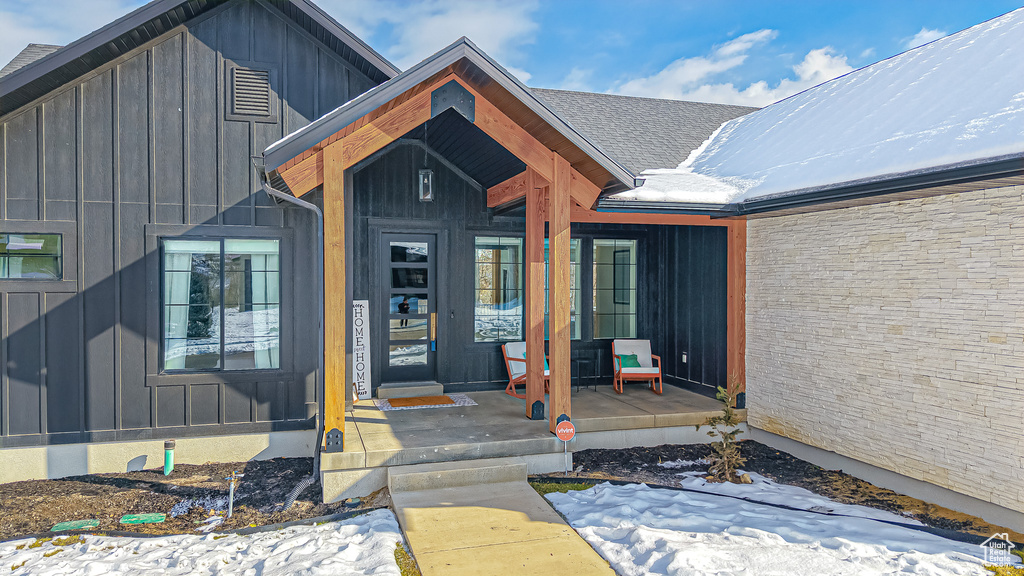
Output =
[
  {"x1": 0, "y1": 0, "x2": 395, "y2": 475},
  {"x1": 1, "y1": 0, "x2": 1021, "y2": 533}
]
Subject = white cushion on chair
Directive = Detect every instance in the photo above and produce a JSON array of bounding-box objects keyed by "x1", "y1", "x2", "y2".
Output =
[
  {"x1": 504, "y1": 342, "x2": 526, "y2": 379},
  {"x1": 503, "y1": 342, "x2": 548, "y2": 379},
  {"x1": 620, "y1": 367, "x2": 659, "y2": 374},
  {"x1": 612, "y1": 339, "x2": 654, "y2": 371}
]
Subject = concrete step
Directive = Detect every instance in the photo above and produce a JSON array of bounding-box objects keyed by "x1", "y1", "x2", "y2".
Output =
[
  {"x1": 387, "y1": 456, "x2": 528, "y2": 493},
  {"x1": 376, "y1": 381, "x2": 443, "y2": 399}
]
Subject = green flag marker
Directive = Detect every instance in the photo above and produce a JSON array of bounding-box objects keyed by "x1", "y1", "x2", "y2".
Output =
[
  {"x1": 51, "y1": 519, "x2": 99, "y2": 531},
  {"x1": 119, "y1": 513, "x2": 166, "y2": 525}
]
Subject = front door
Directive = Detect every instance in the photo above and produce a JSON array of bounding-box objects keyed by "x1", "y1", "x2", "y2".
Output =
[{"x1": 380, "y1": 233, "x2": 437, "y2": 383}]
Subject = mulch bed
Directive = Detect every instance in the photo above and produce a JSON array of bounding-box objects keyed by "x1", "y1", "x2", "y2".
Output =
[
  {"x1": 2, "y1": 441, "x2": 1020, "y2": 547},
  {"x1": 0, "y1": 458, "x2": 387, "y2": 541},
  {"x1": 559, "y1": 440, "x2": 1024, "y2": 543}
]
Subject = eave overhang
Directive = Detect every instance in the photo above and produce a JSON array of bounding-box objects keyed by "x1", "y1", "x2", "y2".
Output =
[{"x1": 0, "y1": 0, "x2": 398, "y2": 116}]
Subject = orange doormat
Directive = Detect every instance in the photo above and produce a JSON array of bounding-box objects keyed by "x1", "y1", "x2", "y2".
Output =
[{"x1": 387, "y1": 395, "x2": 455, "y2": 408}]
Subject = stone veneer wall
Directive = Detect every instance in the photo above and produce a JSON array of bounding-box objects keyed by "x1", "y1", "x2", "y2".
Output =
[{"x1": 746, "y1": 184, "x2": 1024, "y2": 514}]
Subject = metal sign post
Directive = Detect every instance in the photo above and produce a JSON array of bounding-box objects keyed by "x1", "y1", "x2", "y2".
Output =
[{"x1": 554, "y1": 420, "x2": 576, "y2": 476}]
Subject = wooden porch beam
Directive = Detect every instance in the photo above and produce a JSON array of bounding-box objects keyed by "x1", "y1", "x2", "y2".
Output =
[
  {"x1": 726, "y1": 218, "x2": 747, "y2": 394},
  {"x1": 524, "y1": 168, "x2": 547, "y2": 420},
  {"x1": 280, "y1": 151, "x2": 323, "y2": 198},
  {"x1": 486, "y1": 169, "x2": 599, "y2": 210},
  {"x1": 278, "y1": 74, "x2": 459, "y2": 197},
  {"x1": 487, "y1": 171, "x2": 533, "y2": 208},
  {"x1": 548, "y1": 155, "x2": 572, "y2": 432},
  {"x1": 451, "y1": 76, "x2": 601, "y2": 209},
  {"x1": 337, "y1": 77, "x2": 447, "y2": 171},
  {"x1": 322, "y1": 141, "x2": 347, "y2": 450}
]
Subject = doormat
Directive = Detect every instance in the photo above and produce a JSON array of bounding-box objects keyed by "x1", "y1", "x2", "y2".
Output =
[{"x1": 374, "y1": 393, "x2": 477, "y2": 411}]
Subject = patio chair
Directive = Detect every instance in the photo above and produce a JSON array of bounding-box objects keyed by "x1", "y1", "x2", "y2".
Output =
[
  {"x1": 612, "y1": 339, "x2": 663, "y2": 395},
  {"x1": 501, "y1": 342, "x2": 550, "y2": 399}
]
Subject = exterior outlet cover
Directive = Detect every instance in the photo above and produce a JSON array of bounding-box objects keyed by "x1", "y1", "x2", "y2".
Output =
[{"x1": 431, "y1": 80, "x2": 475, "y2": 122}]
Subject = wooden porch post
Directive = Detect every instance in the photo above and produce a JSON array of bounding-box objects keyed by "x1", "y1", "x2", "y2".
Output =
[
  {"x1": 524, "y1": 168, "x2": 547, "y2": 420},
  {"x1": 323, "y1": 144, "x2": 347, "y2": 451},
  {"x1": 549, "y1": 155, "x2": 572, "y2": 432},
  {"x1": 726, "y1": 218, "x2": 747, "y2": 393}
]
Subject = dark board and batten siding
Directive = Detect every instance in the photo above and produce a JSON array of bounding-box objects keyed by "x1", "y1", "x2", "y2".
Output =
[
  {"x1": 0, "y1": 0, "x2": 379, "y2": 447},
  {"x1": 350, "y1": 143, "x2": 730, "y2": 395}
]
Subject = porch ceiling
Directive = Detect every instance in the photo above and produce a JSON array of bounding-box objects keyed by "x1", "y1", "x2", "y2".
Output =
[
  {"x1": 404, "y1": 110, "x2": 526, "y2": 190},
  {"x1": 263, "y1": 37, "x2": 636, "y2": 198}
]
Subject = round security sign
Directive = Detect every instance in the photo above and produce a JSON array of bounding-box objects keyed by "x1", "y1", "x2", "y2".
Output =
[{"x1": 555, "y1": 420, "x2": 575, "y2": 442}]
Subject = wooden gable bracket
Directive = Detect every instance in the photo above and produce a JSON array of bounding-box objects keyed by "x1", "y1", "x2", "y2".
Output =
[{"x1": 278, "y1": 74, "x2": 604, "y2": 209}]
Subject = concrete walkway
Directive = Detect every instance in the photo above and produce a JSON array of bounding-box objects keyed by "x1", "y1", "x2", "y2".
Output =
[{"x1": 389, "y1": 458, "x2": 615, "y2": 575}]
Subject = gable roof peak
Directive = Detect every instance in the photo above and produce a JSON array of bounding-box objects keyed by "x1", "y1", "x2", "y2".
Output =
[{"x1": 0, "y1": 43, "x2": 63, "y2": 79}]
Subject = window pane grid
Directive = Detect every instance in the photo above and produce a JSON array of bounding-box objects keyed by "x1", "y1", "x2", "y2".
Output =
[
  {"x1": 0, "y1": 233, "x2": 63, "y2": 279},
  {"x1": 474, "y1": 236, "x2": 523, "y2": 342},
  {"x1": 593, "y1": 239, "x2": 637, "y2": 339},
  {"x1": 162, "y1": 238, "x2": 280, "y2": 372}
]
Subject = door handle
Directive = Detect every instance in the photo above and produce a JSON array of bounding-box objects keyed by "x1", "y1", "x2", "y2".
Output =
[{"x1": 430, "y1": 312, "x2": 437, "y2": 351}]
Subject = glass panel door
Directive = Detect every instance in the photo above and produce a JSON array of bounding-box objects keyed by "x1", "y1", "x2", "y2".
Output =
[{"x1": 381, "y1": 233, "x2": 436, "y2": 382}]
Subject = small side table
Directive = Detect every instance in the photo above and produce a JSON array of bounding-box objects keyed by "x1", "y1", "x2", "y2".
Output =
[{"x1": 572, "y1": 357, "x2": 595, "y2": 392}]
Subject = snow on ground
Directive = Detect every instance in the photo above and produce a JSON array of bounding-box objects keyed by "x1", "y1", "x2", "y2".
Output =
[
  {"x1": 548, "y1": 483, "x2": 991, "y2": 576},
  {"x1": 1, "y1": 509, "x2": 403, "y2": 576},
  {"x1": 616, "y1": 8, "x2": 1024, "y2": 206},
  {"x1": 657, "y1": 458, "x2": 708, "y2": 469},
  {"x1": 676, "y1": 470, "x2": 922, "y2": 525}
]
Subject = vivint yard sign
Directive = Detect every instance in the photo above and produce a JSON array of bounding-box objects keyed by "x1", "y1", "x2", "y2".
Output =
[{"x1": 352, "y1": 300, "x2": 372, "y2": 400}]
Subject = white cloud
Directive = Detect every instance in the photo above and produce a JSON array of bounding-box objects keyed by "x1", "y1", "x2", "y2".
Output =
[
  {"x1": 559, "y1": 67, "x2": 594, "y2": 91},
  {"x1": 615, "y1": 30, "x2": 777, "y2": 99},
  {"x1": 320, "y1": 0, "x2": 539, "y2": 74},
  {"x1": 860, "y1": 47, "x2": 876, "y2": 59},
  {"x1": 903, "y1": 27, "x2": 947, "y2": 50},
  {"x1": 614, "y1": 30, "x2": 853, "y2": 107},
  {"x1": 0, "y1": 0, "x2": 142, "y2": 69}
]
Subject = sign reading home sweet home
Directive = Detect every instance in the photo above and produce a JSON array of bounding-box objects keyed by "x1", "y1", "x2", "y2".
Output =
[{"x1": 352, "y1": 300, "x2": 372, "y2": 400}]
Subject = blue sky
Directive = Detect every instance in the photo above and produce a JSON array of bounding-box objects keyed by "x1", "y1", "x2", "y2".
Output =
[{"x1": 2, "y1": 0, "x2": 1021, "y2": 106}]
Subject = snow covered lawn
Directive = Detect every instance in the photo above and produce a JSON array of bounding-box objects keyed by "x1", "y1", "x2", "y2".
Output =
[
  {"x1": 547, "y1": 478, "x2": 996, "y2": 576},
  {"x1": 2, "y1": 509, "x2": 403, "y2": 576}
]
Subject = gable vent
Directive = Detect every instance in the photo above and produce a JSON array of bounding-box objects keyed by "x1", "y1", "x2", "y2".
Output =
[{"x1": 231, "y1": 68, "x2": 271, "y2": 116}]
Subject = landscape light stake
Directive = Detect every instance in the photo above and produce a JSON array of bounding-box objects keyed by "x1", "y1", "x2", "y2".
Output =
[{"x1": 163, "y1": 440, "x2": 175, "y2": 476}]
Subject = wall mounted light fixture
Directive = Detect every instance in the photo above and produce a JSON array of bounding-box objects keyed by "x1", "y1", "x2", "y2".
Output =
[{"x1": 418, "y1": 168, "x2": 434, "y2": 202}]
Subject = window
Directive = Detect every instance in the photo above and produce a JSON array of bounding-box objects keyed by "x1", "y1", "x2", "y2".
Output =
[
  {"x1": 593, "y1": 239, "x2": 637, "y2": 338},
  {"x1": 474, "y1": 237, "x2": 523, "y2": 342},
  {"x1": 545, "y1": 238, "x2": 582, "y2": 339},
  {"x1": 163, "y1": 238, "x2": 280, "y2": 371},
  {"x1": 0, "y1": 233, "x2": 62, "y2": 279}
]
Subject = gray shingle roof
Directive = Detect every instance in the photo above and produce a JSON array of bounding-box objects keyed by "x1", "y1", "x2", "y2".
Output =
[
  {"x1": 530, "y1": 88, "x2": 757, "y2": 174},
  {"x1": 0, "y1": 44, "x2": 63, "y2": 79}
]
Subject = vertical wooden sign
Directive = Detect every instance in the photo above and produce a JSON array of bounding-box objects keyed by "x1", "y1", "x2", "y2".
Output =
[{"x1": 352, "y1": 300, "x2": 372, "y2": 400}]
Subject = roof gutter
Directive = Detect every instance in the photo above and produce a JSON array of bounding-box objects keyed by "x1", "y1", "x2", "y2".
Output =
[
  {"x1": 252, "y1": 156, "x2": 326, "y2": 483},
  {"x1": 596, "y1": 199, "x2": 739, "y2": 217},
  {"x1": 596, "y1": 154, "x2": 1024, "y2": 218},
  {"x1": 735, "y1": 154, "x2": 1024, "y2": 215}
]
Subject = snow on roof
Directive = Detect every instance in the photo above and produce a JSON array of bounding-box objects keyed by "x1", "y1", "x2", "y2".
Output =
[{"x1": 616, "y1": 8, "x2": 1024, "y2": 206}]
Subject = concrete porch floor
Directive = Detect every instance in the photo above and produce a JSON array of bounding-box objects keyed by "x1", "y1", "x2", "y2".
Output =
[{"x1": 320, "y1": 384, "x2": 746, "y2": 501}]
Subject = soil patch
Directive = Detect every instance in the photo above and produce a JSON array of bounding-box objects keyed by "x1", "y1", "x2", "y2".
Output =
[
  {"x1": 559, "y1": 440, "x2": 1024, "y2": 543},
  {"x1": 0, "y1": 458, "x2": 388, "y2": 541}
]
